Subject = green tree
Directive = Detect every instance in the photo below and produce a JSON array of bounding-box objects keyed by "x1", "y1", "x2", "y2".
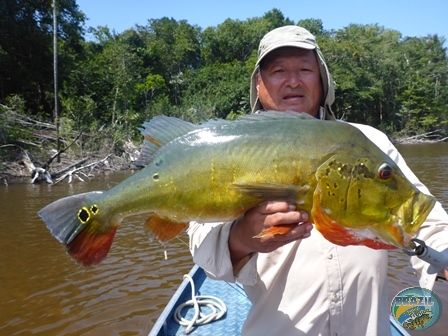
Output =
[
  {"x1": 0, "y1": 0, "x2": 85, "y2": 115},
  {"x1": 325, "y1": 25, "x2": 401, "y2": 125},
  {"x1": 136, "y1": 18, "x2": 202, "y2": 104},
  {"x1": 396, "y1": 35, "x2": 448, "y2": 134},
  {"x1": 297, "y1": 18, "x2": 325, "y2": 36},
  {"x1": 181, "y1": 61, "x2": 251, "y2": 119}
]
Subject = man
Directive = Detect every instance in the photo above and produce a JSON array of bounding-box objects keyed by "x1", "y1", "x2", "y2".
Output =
[{"x1": 188, "y1": 26, "x2": 448, "y2": 336}]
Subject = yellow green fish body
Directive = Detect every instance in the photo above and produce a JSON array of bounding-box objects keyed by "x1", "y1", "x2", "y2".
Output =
[{"x1": 38, "y1": 111, "x2": 436, "y2": 265}]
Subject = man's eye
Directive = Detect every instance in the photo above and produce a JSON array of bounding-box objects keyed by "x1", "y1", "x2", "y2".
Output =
[{"x1": 273, "y1": 69, "x2": 284, "y2": 73}]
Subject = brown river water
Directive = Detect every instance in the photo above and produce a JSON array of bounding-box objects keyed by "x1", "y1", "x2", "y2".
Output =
[{"x1": 0, "y1": 142, "x2": 447, "y2": 336}]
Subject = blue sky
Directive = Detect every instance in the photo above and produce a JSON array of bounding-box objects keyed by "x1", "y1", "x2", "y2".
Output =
[{"x1": 76, "y1": 0, "x2": 447, "y2": 47}]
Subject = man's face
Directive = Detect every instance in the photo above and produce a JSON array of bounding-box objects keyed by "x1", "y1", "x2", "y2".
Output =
[{"x1": 256, "y1": 47, "x2": 323, "y2": 117}]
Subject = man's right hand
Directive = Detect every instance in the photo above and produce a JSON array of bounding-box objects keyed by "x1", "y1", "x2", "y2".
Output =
[{"x1": 228, "y1": 200, "x2": 313, "y2": 272}]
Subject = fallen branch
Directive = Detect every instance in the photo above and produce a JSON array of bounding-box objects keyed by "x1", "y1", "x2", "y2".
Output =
[
  {"x1": 21, "y1": 150, "x2": 53, "y2": 184},
  {"x1": 54, "y1": 154, "x2": 112, "y2": 184},
  {"x1": 395, "y1": 129, "x2": 448, "y2": 144},
  {"x1": 51, "y1": 157, "x2": 90, "y2": 177},
  {"x1": 0, "y1": 105, "x2": 56, "y2": 130},
  {"x1": 42, "y1": 131, "x2": 83, "y2": 170},
  {"x1": 400, "y1": 130, "x2": 441, "y2": 142}
]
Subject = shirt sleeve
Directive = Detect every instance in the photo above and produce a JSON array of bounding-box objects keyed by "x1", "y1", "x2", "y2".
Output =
[
  {"x1": 187, "y1": 221, "x2": 259, "y2": 285},
  {"x1": 352, "y1": 123, "x2": 448, "y2": 289}
]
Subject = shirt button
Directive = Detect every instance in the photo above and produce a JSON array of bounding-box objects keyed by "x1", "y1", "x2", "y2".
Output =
[
  {"x1": 327, "y1": 253, "x2": 333, "y2": 259},
  {"x1": 332, "y1": 293, "x2": 339, "y2": 301}
]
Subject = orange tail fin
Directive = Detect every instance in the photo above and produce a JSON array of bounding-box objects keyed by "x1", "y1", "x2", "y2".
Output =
[
  {"x1": 67, "y1": 226, "x2": 118, "y2": 266},
  {"x1": 38, "y1": 191, "x2": 119, "y2": 266}
]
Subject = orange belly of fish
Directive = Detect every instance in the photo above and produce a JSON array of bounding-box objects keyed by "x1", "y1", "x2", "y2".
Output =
[{"x1": 312, "y1": 199, "x2": 396, "y2": 250}]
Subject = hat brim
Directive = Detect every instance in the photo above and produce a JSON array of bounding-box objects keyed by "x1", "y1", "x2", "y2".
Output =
[{"x1": 255, "y1": 42, "x2": 316, "y2": 67}]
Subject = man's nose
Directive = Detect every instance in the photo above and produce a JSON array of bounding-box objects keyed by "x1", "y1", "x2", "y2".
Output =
[{"x1": 285, "y1": 71, "x2": 302, "y2": 87}]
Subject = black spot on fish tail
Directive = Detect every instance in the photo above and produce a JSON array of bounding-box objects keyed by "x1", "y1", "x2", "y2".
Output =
[{"x1": 38, "y1": 191, "x2": 104, "y2": 244}]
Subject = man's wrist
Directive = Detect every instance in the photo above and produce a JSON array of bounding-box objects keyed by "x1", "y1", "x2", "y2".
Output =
[{"x1": 228, "y1": 219, "x2": 253, "y2": 273}]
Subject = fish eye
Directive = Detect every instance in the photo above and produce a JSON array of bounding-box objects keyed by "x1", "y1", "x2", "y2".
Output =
[{"x1": 378, "y1": 163, "x2": 393, "y2": 180}]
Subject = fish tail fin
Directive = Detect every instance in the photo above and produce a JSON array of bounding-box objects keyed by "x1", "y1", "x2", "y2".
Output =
[{"x1": 38, "y1": 191, "x2": 118, "y2": 266}]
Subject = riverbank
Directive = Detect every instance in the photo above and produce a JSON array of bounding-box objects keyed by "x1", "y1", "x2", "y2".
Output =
[
  {"x1": 0, "y1": 150, "x2": 140, "y2": 183},
  {"x1": 1, "y1": 135, "x2": 446, "y2": 183}
]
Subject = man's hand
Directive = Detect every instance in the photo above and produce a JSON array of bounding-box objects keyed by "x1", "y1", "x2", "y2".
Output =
[{"x1": 228, "y1": 201, "x2": 312, "y2": 273}]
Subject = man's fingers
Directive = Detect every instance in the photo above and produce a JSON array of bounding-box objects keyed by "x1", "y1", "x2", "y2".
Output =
[
  {"x1": 263, "y1": 210, "x2": 309, "y2": 227},
  {"x1": 256, "y1": 200, "x2": 296, "y2": 214},
  {"x1": 272, "y1": 223, "x2": 313, "y2": 241}
]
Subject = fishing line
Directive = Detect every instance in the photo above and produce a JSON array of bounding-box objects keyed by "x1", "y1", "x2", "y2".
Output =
[{"x1": 161, "y1": 236, "x2": 189, "y2": 260}]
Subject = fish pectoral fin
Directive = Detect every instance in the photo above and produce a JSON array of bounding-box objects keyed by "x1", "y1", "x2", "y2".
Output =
[
  {"x1": 234, "y1": 182, "x2": 309, "y2": 202},
  {"x1": 144, "y1": 214, "x2": 189, "y2": 244},
  {"x1": 254, "y1": 224, "x2": 298, "y2": 238}
]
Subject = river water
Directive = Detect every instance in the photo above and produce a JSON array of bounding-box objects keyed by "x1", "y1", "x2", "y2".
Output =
[{"x1": 0, "y1": 142, "x2": 447, "y2": 336}]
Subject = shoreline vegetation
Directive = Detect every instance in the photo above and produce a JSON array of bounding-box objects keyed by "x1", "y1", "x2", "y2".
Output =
[{"x1": 1, "y1": 109, "x2": 446, "y2": 183}]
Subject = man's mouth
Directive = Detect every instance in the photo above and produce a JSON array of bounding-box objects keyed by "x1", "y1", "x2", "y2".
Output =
[{"x1": 283, "y1": 93, "x2": 304, "y2": 100}]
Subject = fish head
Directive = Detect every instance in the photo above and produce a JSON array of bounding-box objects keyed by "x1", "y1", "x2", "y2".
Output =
[{"x1": 314, "y1": 152, "x2": 436, "y2": 249}]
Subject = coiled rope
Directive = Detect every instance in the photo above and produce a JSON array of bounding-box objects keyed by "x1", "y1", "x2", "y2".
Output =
[{"x1": 173, "y1": 274, "x2": 227, "y2": 334}]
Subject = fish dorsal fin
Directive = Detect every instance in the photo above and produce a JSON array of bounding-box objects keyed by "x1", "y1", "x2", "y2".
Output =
[
  {"x1": 238, "y1": 110, "x2": 315, "y2": 122},
  {"x1": 135, "y1": 116, "x2": 200, "y2": 166},
  {"x1": 197, "y1": 111, "x2": 315, "y2": 130},
  {"x1": 134, "y1": 111, "x2": 314, "y2": 166}
]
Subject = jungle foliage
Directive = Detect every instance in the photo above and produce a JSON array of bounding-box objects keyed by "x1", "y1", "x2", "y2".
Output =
[{"x1": 1, "y1": 1, "x2": 447, "y2": 155}]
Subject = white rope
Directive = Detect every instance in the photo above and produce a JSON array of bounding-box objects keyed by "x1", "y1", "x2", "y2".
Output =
[{"x1": 173, "y1": 274, "x2": 227, "y2": 334}]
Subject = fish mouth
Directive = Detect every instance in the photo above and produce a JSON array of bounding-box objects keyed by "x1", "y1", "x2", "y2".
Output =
[{"x1": 393, "y1": 192, "x2": 436, "y2": 248}]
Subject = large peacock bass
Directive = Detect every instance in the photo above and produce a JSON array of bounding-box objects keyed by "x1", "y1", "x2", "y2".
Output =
[{"x1": 38, "y1": 111, "x2": 436, "y2": 266}]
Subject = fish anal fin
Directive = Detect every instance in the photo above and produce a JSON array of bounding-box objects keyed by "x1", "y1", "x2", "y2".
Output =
[
  {"x1": 253, "y1": 224, "x2": 298, "y2": 238},
  {"x1": 234, "y1": 182, "x2": 309, "y2": 202},
  {"x1": 144, "y1": 214, "x2": 189, "y2": 244},
  {"x1": 67, "y1": 225, "x2": 118, "y2": 266}
]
